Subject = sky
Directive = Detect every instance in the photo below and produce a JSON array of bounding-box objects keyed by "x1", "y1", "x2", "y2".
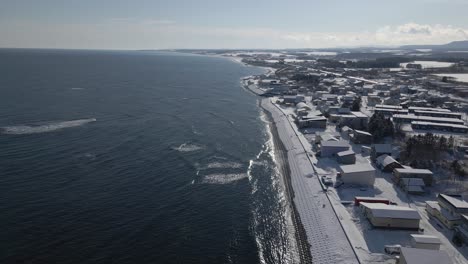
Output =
[{"x1": 1, "y1": 0, "x2": 468, "y2": 49}]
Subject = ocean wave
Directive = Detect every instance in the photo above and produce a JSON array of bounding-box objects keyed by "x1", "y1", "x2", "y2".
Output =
[
  {"x1": 205, "y1": 161, "x2": 243, "y2": 169},
  {"x1": 201, "y1": 173, "x2": 248, "y2": 184},
  {"x1": 1, "y1": 118, "x2": 97, "y2": 135},
  {"x1": 172, "y1": 143, "x2": 205, "y2": 152}
]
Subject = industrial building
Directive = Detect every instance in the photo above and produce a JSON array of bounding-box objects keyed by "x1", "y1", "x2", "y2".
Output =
[
  {"x1": 398, "y1": 247, "x2": 451, "y2": 264},
  {"x1": 392, "y1": 114, "x2": 465, "y2": 125},
  {"x1": 426, "y1": 194, "x2": 468, "y2": 229},
  {"x1": 360, "y1": 202, "x2": 421, "y2": 229},
  {"x1": 393, "y1": 168, "x2": 434, "y2": 186},
  {"x1": 338, "y1": 163, "x2": 376, "y2": 186},
  {"x1": 411, "y1": 121, "x2": 468, "y2": 133}
]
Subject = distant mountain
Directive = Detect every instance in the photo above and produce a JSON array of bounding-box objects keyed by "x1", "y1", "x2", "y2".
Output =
[{"x1": 400, "y1": 40, "x2": 468, "y2": 51}]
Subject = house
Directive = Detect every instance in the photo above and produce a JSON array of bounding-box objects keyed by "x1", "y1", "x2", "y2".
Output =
[
  {"x1": 320, "y1": 140, "x2": 350, "y2": 157},
  {"x1": 376, "y1": 154, "x2": 403, "y2": 172},
  {"x1": 360, "y1": 202, "x2": 421, "y2": 229},
  {"x1": 314, "y1": 132, "x2": 340, "y2": 144},
  {"x1": 393, "y1": 168, "x2": 434, "y2": 186},
  {"x1": 350, "y1": 129, "x2": 373, "y2": 144},
  {"x1": 338, "y1": 163, "x2": 376, "y2": 186},
  {"x1": 409, "y1": 234, "x2": 441, "y2": 250},
  {"x1": 398, "y1": 247, "x2": 451, "y2": 264},
  {"x1": 400, "y1": 178, "x2": 426, "y2": 194},
  {"x1": 336, "y1": 150, "x2": 356, "y2": 164},
  {"x1": 426, "y1": 194, "x2": 468, "y2": 229},
  {"x1": 371, "y1": 144, "x2": 392, "y2": 161}
]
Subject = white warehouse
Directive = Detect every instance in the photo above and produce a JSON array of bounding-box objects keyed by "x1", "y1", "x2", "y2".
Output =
[{"x1": 338, "y1": 163, "x2": 376, "y2": 186}]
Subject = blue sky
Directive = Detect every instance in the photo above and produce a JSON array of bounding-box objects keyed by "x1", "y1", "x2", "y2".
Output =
[{"x1": 1, "y1": 0, "x2": 468, "y2": 49}]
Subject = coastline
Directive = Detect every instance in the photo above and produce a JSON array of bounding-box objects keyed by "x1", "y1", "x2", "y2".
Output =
[{"x1": 260, "y1": 100, "x2": 313, "y2": 264}]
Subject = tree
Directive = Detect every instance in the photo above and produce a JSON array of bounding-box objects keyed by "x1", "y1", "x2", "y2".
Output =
[
  {"x1": 351, "y1": 97, "x2": 362, "y2": 111},
  {"x1": 368, "y1": 112, "x2": 394, "y2": 140}
]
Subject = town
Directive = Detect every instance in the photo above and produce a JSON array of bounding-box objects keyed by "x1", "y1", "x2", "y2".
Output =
[{"x1": 219, "y1": 45, "x2": 468, "y2": 264}]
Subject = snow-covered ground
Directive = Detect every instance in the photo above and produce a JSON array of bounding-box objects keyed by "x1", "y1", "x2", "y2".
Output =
[{"x1": 269, "y1": 97, "x2": 468, "y2": 263}]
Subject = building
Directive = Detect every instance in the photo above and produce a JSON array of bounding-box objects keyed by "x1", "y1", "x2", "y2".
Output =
[
  {"x1": 400, "y1": 178, "x2": 426, "y2": 194},
  {"x1": 414, "y1": 110, "x2": 462, "y2": 119},
  {"x1": 376, "y1": 154, "x2": 403, "y2": 172},
  {"x1": 454, "y1": 214, "x2": 468, "y2": 246},
  {"x1": 360, "y1": 202, "x2": 421, "y2": 229},
  {"x1": 338, "y1": 163, "x2": 376, "y2": 186},
  {"x1": 354, "y1": 196, "x2": 390, "y2": 206},
  {"x1": 393, "y1": 168, "x2": 433, "y2": 186},
  {"x1": 350, "y1": 129, "x2": 373, "y2": 144},
  {"x1": 297, "y1": 116, "x2": 327, "y2": 128},
  {"x1": 315, "y1": 132, "x2": 340, "y2": 144},
  {"x1": 320, "y1": 140, "x2": 350, "y2": 157},
  {"x1": 409, "y1": 234, "x2": 441, "y2": 250},
  {"x1": 336, "y1": 150, "x2": 356, "y2": 164},
  {"x1": 371, "y1": 144, "x2": 392, "y2": 161},
  {"x1": 398, "y1": 247, "x2": 451, "y2": 264},
  {"x1": 426, "y1": 194, "x2": 468, "y2": 229},
  {"x1": 408, "y1": 106, "x2": 451, "y2": 114},
  {"x1": 393, "y1": 114, "x2": 465, "y2": 125},
  {"x1": 411, "y1": 121, "x2": 468, "y2": 133}
]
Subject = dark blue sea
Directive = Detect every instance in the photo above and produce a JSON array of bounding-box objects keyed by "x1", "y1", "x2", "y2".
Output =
[{"x1": 0, "y1": 49, "x2": 298, "y2": 264}]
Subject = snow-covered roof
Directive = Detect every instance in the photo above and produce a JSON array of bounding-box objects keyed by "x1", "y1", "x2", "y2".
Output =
[
  {"x1": 296, "y1": 102, "x2": 311, "y2": 110},
  {"x1": 340, "y1": 163, "x2": 375, "y2": 174},
  {"x1": 439, "y1": 194, "x2": 468, "y2": 209},
  {"x1": 360, "y1": 202, "x2": 421, "y2": 220},
  {"x1": 400, "y1": 247, "x2": 451, "y2": 264},
  {"x1": 353, "y1": 129, "x2": 372, "y2": 136},
  {"x1": 376, "y1": 154, "x2": 399, "y2": 167},
  {"x1": 321, "y1": 140, "x2": 350, "y2": 148},
  {"x1": 410, "y1": 234, "x2": 441, "y2": 245},
  {"x1": 351, "y1": 111, "x2": 368, "y2": 118},
  {"x1": 336, "y1": 150, "x2": 355, "y2": 157},
  {"x1": 394, "y1": 168, "x2": 433, "y2": 175}
]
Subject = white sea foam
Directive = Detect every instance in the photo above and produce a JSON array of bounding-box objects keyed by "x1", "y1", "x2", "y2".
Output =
[
  {"x1": 206, "y1": 161, "x2": 243, "y2": 169},
  {"x1": 201, "y1": 173, "x2": 248, "y2": 184},
  {"x1": 173, "y1": 143, "x2": 205, "y2": 152},
  {"x1": 1, "y1": 118, "x2": 97, "y2": 135}
]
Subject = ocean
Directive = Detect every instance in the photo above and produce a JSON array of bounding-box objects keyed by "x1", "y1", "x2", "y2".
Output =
[{"x1": 0, "y1": 49, "x2": 298, "y2": 264}]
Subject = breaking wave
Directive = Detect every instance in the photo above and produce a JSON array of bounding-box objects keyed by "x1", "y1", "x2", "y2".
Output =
[
  {"x1": 172, "y1": 143, "x2": 205, "y2": 152},
  {"x1": 205, "y1": 161, "x2": 243, "y2": 169},
  {"x1": 1, "y1": 118, "x2": 97, "y2": 135},
  {"x1": 201, "y1": 173, "x2": 248, "y2": 184}
]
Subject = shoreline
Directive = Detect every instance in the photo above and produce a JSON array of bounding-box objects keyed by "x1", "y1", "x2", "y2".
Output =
[{"x1": 260, "y1": 100, "x2": 313, "y2": 264}]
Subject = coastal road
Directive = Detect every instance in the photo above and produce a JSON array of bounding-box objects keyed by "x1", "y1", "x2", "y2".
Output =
[{"x1": 262, "y1": 99, "x2": 360, "y2": 264}]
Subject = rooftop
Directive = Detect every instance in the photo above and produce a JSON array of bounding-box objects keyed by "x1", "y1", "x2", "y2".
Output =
[
  {"x1": 439, "y1": 194, "x2": 468, "y2": 210},
  {"x1": 360, "y1": 202, "x2": 421, "y2": 220},
  {"x1": 410, "y1": 234, "x2": 441, "y2": 245},
  {"x1": 340, "y1": 163, "x2": 375, "y2": 174},
  {"x1": 394, "y1": 168, "x2": 433, "y2": 175},
  {"x1": 400, "y1": 247, "x2": 451, "y2": 264},
  {"x1": 321, "y1": 140, "x2": 350, "y2": 148}
]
